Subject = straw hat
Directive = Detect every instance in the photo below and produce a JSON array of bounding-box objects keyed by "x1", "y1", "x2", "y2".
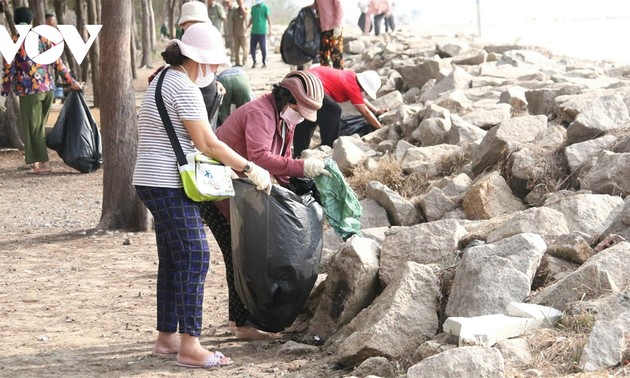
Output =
[
  {"x1": 356, "y1": 70, "x2": 381, "y2": 100},
  {"x1": 178, "y1": 1, "x2": 211, "y2": 26},
  {"x1": 279, "y1": 71, "x2": 324, "y2": 122},
  {"x1": 169, "y1": 23, "x2": 231, "y2": 66}
]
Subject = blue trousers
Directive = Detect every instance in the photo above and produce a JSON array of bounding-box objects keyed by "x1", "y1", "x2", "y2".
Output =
[
  {"x1": 136, "y1": 186, "x2": 210, "y2": 336},
  {"x1": 199, "y1": 201, "x2": 251, "y2": 326},
  {"x1": 250, "y1": 33, "x2": 267, "y2": 65}
]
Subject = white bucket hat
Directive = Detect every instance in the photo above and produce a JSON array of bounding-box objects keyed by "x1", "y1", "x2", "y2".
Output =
[
  {"x1": 178, "y1": 1, "x2": 211, "y2": 25},
  {"x1": 168, "y1": 23, "x2": 231, "y2": 66},
  {"x1": 356, "y1": 70, "x2": 381, "y2": 100}
]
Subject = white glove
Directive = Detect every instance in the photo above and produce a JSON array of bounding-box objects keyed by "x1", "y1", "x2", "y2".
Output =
[
  {"x1": 303, "y1": 158, "x2": 331, "y2": 178},
  {"x1": 245, "y1": 162, "x2": 272, "y2": 195},
  {"x1": 333, "y1": 27, "x2": 343, "y2": 38}
]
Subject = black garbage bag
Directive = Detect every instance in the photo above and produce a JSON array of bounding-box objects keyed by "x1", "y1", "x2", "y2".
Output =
[
  {"x1": 339, "y1": 114, "x2": 376, "y2": 137},
  {"x1": 280, "y1": 6, "x2": 321, "y2": 66},
  {"x1": 288, "y1": 176, "x2": 321, "y2": 205},
  {"x1": 231, "y1": 179, "x2": 323, "y2": 333},
  {"x1": 46, "y1": 90, "x2": 102, "y2": 173}
]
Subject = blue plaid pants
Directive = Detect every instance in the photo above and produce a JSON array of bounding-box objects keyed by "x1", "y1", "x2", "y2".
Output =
[{"x1": 136, "y1": 186, "x2": 210, "y2": 336}]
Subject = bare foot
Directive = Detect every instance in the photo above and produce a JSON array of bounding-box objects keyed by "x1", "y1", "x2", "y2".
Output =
[
  {"x1": 234, "y1": 325, "x2": 282, "y2": 340},
  {"x1": 39, "y1": 161, "x2": 52, "y2": 172},
  {"x1": 177, "y1": 334, "x2": 232, "y2": 367},
  {"x1": 153, "y1": 331, "x2": 180, "y2": 355},
  {"x1": 228, "y1": 320, "x2": 236, "y2": 335}
]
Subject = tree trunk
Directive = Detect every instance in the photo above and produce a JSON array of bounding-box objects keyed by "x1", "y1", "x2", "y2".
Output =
[
  {"x1": 75, "y1": 0, "x2": 88, "y2": 83},
  {"x1": 168, "y1": 0, "x2": 175, "y2": 40},
  {"x1": 0, "y1": 3, "x2": 21, "y2": 149},
  {"x1": 98, "y1": 0, "x2": 149, "y2": 231},
  {"x1": 0, "y1": 93, "x2": 23, "y2": 149},
  {"x1": 52, "y1": 0, "x2": 78, "y2": 76},
  {"x1": 27, "y1": 0, "x2": 45, "y2": 26},
  {"x1": 13, "y1": 0, "x2": 28, "y2": 10},
  {"x1": 139, "y1": 0, "x2": 152, "y2": 68},
  {"x1": 148, "y1": 0, "x2": 156, "y2": 52},
  {"x1": 2, "y1": 0, "x2": 16, "y2": 35},
  {"x1": 86, "y1": 0, "x2": 100, "y2": 107},
  {"x1": 129, "y1": 2, "x2": 138, "y2": 78}
]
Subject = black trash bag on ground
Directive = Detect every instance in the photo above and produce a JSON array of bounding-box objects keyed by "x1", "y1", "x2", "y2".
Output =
[
  {"x1": 339, "y1": 114, "x2": 376, "y2": 137},
  {"x1": 46, "y1": 90, "x2": 102, "y2": 173},
  {"x1": 280, "y1": 7, "x2": 321, "y2": 66},
  {"x1": 231, "y1": 179, "x2": 323, "y2": 333}
]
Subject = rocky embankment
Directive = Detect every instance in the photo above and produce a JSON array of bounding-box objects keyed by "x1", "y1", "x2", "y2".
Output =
[{"x1": 290, "y1": 30, "x2": 630, "y2": 377}]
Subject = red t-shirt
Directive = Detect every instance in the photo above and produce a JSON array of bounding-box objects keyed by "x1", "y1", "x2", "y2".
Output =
[{"x1": 308, "y1": 66, "x2": 365, "y2": 105}]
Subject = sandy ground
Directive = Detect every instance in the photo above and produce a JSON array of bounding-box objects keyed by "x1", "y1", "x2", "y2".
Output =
[{"x1": 0, "y1": 41, "x2": 345, "y2": 378}]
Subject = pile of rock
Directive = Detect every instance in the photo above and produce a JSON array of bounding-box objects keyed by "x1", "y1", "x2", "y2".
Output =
[{"x1": 290, "y1": 29, "x2": 630, "y2": 377}]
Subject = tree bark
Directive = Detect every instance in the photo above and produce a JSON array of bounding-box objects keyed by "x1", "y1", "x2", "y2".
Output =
[
  {"x1": 148, "y1": 0, "x2": 156, "y2": 52},
  {"x1": 86, "y1": 0, "x2": 100, "y2": 107},
  {"x1": 168, "y1": 0, "x2": 175, "y2": 40},
  {"x1": 98, "y1": 0, "x2": 149, "y2": 231},
  {"x1": 129, "y1": 2, "x2": 138, "y2": 78},
  {"x1": 0, "y1": 3, "x2": 21, "y2": 149},
  {"x1": 75, "y1": 0, "x2": 88, "y2": 83},
  {"x1": 0, "y1": 93, "x2": 23, "y2": 149},
  {"x1": 2, "y1": 0, "x2": 16, "y2": 35},
  {"x1": 52, "y1": 0, "x2": 78, "y2": 76},
  {"x1": 27, "y1": 0, "x2": 45, "y2": 26},
  {"x1": 139, "y1": 0, "x2": 152, "y2": 68}
]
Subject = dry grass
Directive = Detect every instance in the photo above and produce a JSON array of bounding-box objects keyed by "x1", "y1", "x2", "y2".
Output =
[
  {"x1": 526, "y1": 147, "x2": 575, "y2": 195},
  {"x1": 439, "y1": 148, "x2": 468, "y2": 177},
  {"x1": 346, "y1": 154, "x2": 431, "y2": 199},
  {"x1": 527, "y1": 311, "x2": 596, "y2": 376},
  {"x1": 499, "y1": 140, "x2": 576, "y2": 202}
]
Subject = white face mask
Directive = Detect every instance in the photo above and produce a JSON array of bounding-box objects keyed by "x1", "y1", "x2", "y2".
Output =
[
  {"x1": 195, "y1": 64, "x2": 215, "y2": 88},
  {"x1": 280, "y1": 106, "x2": 304, "y2": 126}
]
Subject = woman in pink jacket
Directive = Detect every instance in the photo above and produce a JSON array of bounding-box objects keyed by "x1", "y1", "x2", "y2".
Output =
[{"x1": 200, "y1": 71, "x2": 330, "y2": 340}]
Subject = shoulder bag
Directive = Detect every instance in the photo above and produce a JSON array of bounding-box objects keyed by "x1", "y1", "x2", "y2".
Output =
[{"x1": 154, "y1": 67, "x2": 235, "y2": 202}]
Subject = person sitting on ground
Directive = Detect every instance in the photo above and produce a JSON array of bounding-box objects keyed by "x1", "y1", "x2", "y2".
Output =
[
  {"x1": 293, "y1": 65, "x2": 387, "y2": 158},
  {"x1": 199, "y1": 71, "x2": 331, "y2": 340},
  {"x1": 216, "y1": 67, "x2": 254, "y2": 126},
  {"x1": 133, "y1": 22, "x2": 272, "y2": 369}
]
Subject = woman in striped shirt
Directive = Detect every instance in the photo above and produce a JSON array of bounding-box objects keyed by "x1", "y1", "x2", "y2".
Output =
[{"x1": 132, "y1": 23, "x2": 271, "y2": 369}]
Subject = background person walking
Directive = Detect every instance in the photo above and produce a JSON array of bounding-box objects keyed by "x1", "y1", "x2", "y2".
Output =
[
  {"x1": 230, "y1": 0, "x2": 249, "y2": 67},
  {"x1": 1, "y1": 7, "x2": 82, "y2": 174},
  {"x1": 313, "y1": 0, "x2": 344, "y2": 69},
  {"x1": 248, "y1": 0, "x2": 271, "y2": 68}
]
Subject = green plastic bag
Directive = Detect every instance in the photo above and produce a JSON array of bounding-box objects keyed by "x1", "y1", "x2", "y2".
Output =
[{"x1": 313, "y1": 158, "x2": 362, "y2": 240}]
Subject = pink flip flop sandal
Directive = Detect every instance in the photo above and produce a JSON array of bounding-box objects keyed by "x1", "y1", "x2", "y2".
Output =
[{"x1": 175, "y1": 351, "x2": 233, "y2": 369}]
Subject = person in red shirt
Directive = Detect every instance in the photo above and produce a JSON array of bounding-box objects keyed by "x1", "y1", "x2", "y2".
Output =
[{"x1": 292, "y1": 65, "x2": 387, "y2": 158}]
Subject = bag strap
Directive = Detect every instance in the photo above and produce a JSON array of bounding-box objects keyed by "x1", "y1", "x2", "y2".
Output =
[{"x1": 154, "y1": 67, "x2": 187, "y2": 166}]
